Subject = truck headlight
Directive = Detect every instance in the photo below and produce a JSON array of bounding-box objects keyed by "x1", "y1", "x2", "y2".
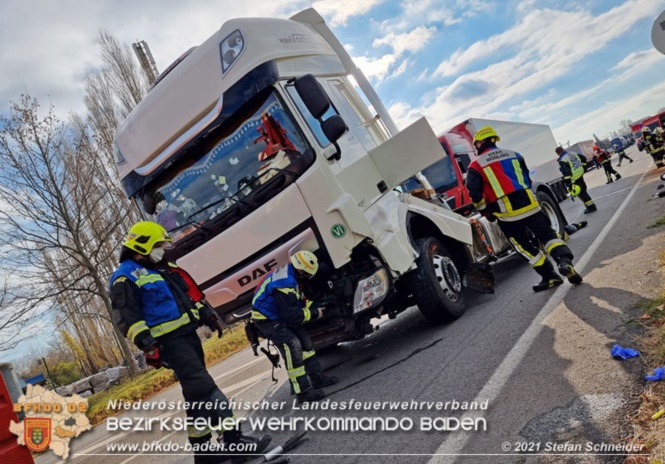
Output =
[
  {"x1": 220, "y1": 30, "x2": 244, "y2": 74},
  {"x1": 353, "y1": 268, "x2": 389, "y2": 313}
]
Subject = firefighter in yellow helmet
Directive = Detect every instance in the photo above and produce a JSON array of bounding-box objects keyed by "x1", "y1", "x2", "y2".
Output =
[
  {"x1": 110, "y1": 221, "x2": 270, "y2": 463},
  {"x1": 251, "y1": 250, "x2": 338, "y2": 403},
  {"x1": 466, "y1": 127, "x2": 583, "y2": 292}
]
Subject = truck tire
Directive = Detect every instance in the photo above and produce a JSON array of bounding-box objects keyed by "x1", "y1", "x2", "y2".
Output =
[
  {"x1": 536, "y1": 191, "x2": 565, "y2": 238},
  {"x1": 409, "y1": 237, "x2": 466, "y2": 324}
]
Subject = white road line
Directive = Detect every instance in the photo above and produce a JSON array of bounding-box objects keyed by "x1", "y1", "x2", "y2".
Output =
[
  {"x1": 214, "y1": 356, "x2": 265, "y2": 381},
  {"x1": 427, "y1": 168, "x2": 648, "y2": 464},
  {"x1": 68, "y1": 369, "x2": 273, "y2": 460}
]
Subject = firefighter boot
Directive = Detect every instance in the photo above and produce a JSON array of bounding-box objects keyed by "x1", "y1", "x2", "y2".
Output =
[
  {"x1": 310, "y1": 373, "x2": 339, "y2": 389},
  {"x1": 583, "y1": 204, "x2": 597, "y2": 214},
  {"x1": 615, "y1": 174, "x2": 622, "y2": 180},
  {"x1": 222, "y1": 427, "x2": 272, "y2": 460},
  {"x1": 296, "y1": 387, "x2": 326, "y2": 404},
  {"x1": 532, "y1": 260, "x2": 564, "y2": 293},
  {"x1": 557, "y1": 258, "x2": 583, "y2": 285}
]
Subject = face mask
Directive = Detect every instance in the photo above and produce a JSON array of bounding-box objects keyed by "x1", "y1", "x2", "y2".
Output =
[{"x1": 149, "y1": 247, "x2": 165, "y2": 263}]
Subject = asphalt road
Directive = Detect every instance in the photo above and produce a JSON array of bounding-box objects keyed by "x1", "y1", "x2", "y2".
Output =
[{"x1": 37, "y1": 146, "x2": 665, "y2": 464}]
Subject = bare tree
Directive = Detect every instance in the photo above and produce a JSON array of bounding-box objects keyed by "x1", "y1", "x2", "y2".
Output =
[
  {"x1": 0, "y1": 95, "x2": 138, "y2": 372},
  {"x1": 619, "y1": 119, "x2": 633, "y2": 136}
]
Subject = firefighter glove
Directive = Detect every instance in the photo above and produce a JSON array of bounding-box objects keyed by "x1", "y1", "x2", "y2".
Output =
[
  {"x1": 145, "y1": 347, "x2": 163, "y2": 369},
  {"x1": 205, "y1": 314, "x2": 224, "y2": 338}
]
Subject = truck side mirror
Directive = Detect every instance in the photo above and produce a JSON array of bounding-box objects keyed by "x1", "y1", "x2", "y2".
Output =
[
  {"x1": 321, "y1": 116, "x2": 347, "y2": 161},
  {"x1": 293, "y1": 74, "x2": 347, "y2": 160},
  {"x1": 294, "y1": 74, "x2": 330, "y2": 119}
]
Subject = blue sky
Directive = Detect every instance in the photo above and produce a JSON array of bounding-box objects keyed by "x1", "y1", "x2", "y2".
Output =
[{"x1": 1, "y1": 0, "x2": 664, "y2": 360}]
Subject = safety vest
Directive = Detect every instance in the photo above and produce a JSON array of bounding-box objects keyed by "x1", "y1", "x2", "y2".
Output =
[
  {"x1": 110, "y1": 260, "x2": 200, "y2": 339},
  {"x1": 468, "y1": 148, "x2": 532, "y2": 204},
  {"x1": 558, "y1": 151, "x2": 585, "y2": 181},
  {"x1": 596, "y1": 150, "x2": 611, "y2": 163},
  {"x1": 252, "y1": 264, "x2": 300, "y2": 321}
]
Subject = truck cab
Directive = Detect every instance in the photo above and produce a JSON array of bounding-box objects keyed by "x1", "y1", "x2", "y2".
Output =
[{"x1": 113, "y1": 9, "x2": 494, "y2": 350}]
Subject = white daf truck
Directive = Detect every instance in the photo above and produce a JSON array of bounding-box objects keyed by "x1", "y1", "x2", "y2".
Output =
[{"x1": 113, "y1": 8, "x2": 497, "y2": 349}]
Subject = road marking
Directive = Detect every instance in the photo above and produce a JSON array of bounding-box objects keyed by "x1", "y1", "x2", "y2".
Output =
[
  {"x1": 64, "y1": 369, "x2": 273, "y2": 461},
  {"x1": 214, "y1": 355, "x2": 265, "y2": 381},
  {"x1": 426, "y1": 168, "x2": 648, "y2": 464}
]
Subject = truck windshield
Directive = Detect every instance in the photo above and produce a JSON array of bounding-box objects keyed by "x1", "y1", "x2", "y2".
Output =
[{"x1": 140, "y1": 90, "x2": 313, "y2": 241}]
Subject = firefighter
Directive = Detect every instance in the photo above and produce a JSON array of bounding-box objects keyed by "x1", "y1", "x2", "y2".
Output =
[
  {"x1": 251, "y1": 251, "x2": 338, "y2": 404},
  {"x1": 643, "y1": 126, "x2": 665, "y2": 166},
  {"x1": 613, "y1": 144, "x2": 633, "y2": 166},
  {"x1": 556, "y1": 146, "x2": 597, "y2": 214},
  {"x1": 466, "y1": 126, "x2": 583, "y2": 292},
  {"x1": 110, "y1": 221, "x2": 271, "y2": 464},
  {"x1": 593, "y1": 145, "x2": 621, "y2": 184}
]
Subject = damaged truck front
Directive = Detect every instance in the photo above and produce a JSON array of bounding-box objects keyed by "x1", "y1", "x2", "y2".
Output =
[{"x1": 112, "y1": 8, "x2": 494, "y2": 350}]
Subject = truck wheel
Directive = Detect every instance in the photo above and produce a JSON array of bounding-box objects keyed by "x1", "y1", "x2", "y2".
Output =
[
  {"x1": 537, "y1": 191, "x2": 565, "y2": 238},
  {"x1": 409, "y1": 237, "x2": 466, "y2": 324}
]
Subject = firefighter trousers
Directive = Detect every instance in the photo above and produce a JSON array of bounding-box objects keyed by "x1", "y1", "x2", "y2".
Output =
[
  {"x1": 498, "y1": 211, "x2": 574, "y2": 277},
  {"x1": 254, "y1": 320, "x2": 322, "y2": 395},
  {"x1": 572, "y1": 177, "x2": 594, "y2": 208},
  {"x1": 601, "y1": 161, "x2": 620, "y2": 181},
  {"x1": 158, "y1": 330, "x2": 234, "y2": 443}
]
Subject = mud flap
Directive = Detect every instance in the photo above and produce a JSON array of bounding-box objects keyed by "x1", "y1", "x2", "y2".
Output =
[{"x1": 463, "y1": 262, "x2": 495, "y2": 294}]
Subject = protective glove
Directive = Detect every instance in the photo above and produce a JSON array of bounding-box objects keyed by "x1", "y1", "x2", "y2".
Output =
[
  {"x1": 205, "y1": 314, "x2": 224, "y2": 338},
  {"x1": 610, "y1": 344, "x2": 639, "y2": 360},
  {"x1": 145, "y1": 347, "x2": 163, "y2": 369},
  {"x1": 646, "y1": 367, "x2": 665, "y2": 382}
]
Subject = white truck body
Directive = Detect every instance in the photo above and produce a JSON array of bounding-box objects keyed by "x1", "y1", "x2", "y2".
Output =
[{"x1": 114, "y1": 9, "x2": 491, "y2": 347}]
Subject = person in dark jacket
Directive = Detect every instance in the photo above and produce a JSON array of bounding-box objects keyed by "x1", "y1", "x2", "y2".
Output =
[
  {"x1": 465, "y1": 126, "x2": 583, "y2": 292},
  {"x1": 110, "y1": 221, "x2": 270, "y2": 464},
  {"x1": 252, "y1": 251, "x2": 338, "y2": 403},
  {"x1": 593, "y1": 146, "x2": 621, "y2": 184},
  {"x1": 556, "y1": 146, "x2": 596, "y2": 214},
  {"x1": 613, "y1": 144, "x2": 633, "y2": 166}
]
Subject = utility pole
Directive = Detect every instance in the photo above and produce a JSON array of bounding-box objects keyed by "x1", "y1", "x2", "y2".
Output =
[{"x1": 132, "y1": 40, "x2": 159, "y2": 85}]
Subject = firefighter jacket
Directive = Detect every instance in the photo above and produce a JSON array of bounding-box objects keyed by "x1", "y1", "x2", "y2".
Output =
[
  {"x1": 466, "y1": 147, "x2": 540, "y2": 221},
  {"x1": 110, "y1": 259, "x2": 211, "y2": 351},
  {"x1": 644, "y1": 133, "x2": 665, "y2": 156},
  {"x1": 557, "y1": 150, "x2": 586, "y2": 186},
  {"x1": 596, "y1": 149, "x2": 611, "y2": 164},
  {"x1": 251, "y1": 264, "x2": 320, "y2": 326}
]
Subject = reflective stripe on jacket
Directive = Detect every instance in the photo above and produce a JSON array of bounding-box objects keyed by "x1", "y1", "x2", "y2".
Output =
[
  {"x1": 468, "y1": 148, "x2": 532, "y2": 204},
  {"x1": 110, "y1": 260, "x2": 200, "y2": 339}
]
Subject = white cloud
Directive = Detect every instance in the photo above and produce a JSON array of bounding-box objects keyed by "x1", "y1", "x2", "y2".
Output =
[
  {"x1": 311, "y1": 0, "x2": 384, "y2": 26},
  {"x1": 373, "y1": 25, "x2": 438, "y2": 55},
  {"x1": 353, "y1": 54, "x2": 399, "y2": 81},
  {"x1": 433, "y1": 0, "x2": 662, "y2": 78},
  {"x1": 612, "y1": 49, "x2": 661, "y2": 71}
]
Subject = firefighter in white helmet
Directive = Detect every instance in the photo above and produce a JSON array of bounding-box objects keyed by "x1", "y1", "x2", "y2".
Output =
[{"x1": 251, "y1": 251, "x2": 338, "y2": 403}]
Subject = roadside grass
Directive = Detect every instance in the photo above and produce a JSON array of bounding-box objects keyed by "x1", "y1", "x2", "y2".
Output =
[
  {"x1": 87, "y1": 326, "x2": 249, "y2": 426},
  {"x1": 626, "y1": 251, "x2": 665, "y2": 463},
  {"x1": 648, "y1": 215, "x2": 665, "y2": 229}
]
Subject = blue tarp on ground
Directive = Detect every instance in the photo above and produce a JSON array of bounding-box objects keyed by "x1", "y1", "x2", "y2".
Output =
[{"x1": 24, "y1": 373, "x2": 46, "y2": 385}]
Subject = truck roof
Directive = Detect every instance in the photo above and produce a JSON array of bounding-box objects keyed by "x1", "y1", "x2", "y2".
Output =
[{"x1": 114, "y1": 13, "x2": 337, "y2": 181}]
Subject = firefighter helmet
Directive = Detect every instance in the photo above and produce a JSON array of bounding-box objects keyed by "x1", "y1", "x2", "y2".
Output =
[
  {"x1": 290, "y1": 250, "x2": 319, "y2": 276},
  {"x1": 570, "y1": 184, "x2": 581, "y2": 197},
  {"x1": 655, "y1": 127, "x2": 664, "y2": 134},
  {"x1": 124, "y1": 221, "x2": 172, "y2": 255},
  {"x1": 642, "y1": 126, "x2": 651, "y2": 134},
  {"x1": 593, "y1": 145, "x2": 600, "y2": 152},
  {"x1": 473, "y1": 126, "x2": 500, "y2": 144}
]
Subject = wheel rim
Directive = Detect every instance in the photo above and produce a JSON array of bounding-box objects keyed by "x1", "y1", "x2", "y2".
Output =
[
  {"x1": 540, "y1": 201, "x2": 560, "y2": 235},
  {"x1": 432, "y1": 254, "x2": 462, "y2": 302}
]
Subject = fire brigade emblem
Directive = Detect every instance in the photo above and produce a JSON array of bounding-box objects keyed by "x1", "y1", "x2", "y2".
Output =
[{"x1": 25, "y1": 418, "x2": 51, "y2": 452}]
